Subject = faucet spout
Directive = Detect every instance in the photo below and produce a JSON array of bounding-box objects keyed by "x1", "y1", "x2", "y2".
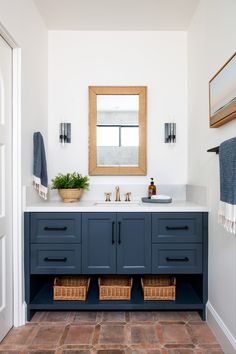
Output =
[{"x1": 115, "y1": 186, "x2": 121, "y2": 202}]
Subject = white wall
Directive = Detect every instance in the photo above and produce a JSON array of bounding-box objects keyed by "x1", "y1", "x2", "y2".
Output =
[
  {"x1": 0, "y1": 0, "x2": 48, "y2": 185},
  {"x1": 48, "y1": 31, "x2": 187, "y2": 186},
  {"x1": 188, "y1": 0, "x2": 236, "y2": 351}
]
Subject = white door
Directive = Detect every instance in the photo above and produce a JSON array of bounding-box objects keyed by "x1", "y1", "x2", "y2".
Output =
[{"x1": 0, "y1": 35, "x2": 13, "y2": 341}]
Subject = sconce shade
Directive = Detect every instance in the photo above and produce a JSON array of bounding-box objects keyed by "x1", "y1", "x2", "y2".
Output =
[
  {"x1": 60, "y1": 123, "x2": 71, "y2": 144},
  {"x1": 165, "y1": 123, "x2": 176, "y2": 144}
]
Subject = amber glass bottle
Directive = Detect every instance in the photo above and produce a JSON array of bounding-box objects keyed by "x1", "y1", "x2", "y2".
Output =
[{"x1": 148, "y1": 178, "x2": 156, "y2": 198}]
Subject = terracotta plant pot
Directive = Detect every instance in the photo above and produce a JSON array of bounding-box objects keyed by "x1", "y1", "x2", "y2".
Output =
[{"x1": 58, "y1": 188, "x2": 83, "y2": 203}]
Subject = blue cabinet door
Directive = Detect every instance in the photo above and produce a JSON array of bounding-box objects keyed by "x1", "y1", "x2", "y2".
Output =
[
  {"x1": 116, "y1": 213, "x2": 151, "y2": 274},
  {"x1": 82, "y1": 213, "x2": 116, "y2": 274}
]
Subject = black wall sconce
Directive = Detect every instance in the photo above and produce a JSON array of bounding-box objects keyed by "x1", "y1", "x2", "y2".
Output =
[
  {"x1": 165, "y1": 123, "x2": 176, "y2": 144},
  {"x1": 59, "y1": 123, "x2": 71, "y2": 145}
]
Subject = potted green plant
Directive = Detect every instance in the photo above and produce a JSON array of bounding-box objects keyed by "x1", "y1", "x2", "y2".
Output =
[{"x1": 51, "y1": 172, "x2": 89, "y2": 203}]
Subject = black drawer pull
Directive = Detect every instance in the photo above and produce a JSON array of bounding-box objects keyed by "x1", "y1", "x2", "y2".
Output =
[
  {"x1": 112, "y1": 221, "x2": 115, "y2": 244},
  {"x1": 44, "y1": 257, "x2": 67, "y2": 262},
  {"x1": 166, "y1": 257, "x2": 189, "y2": 262},
  {"x1": 44, "y1": 226, "x2": 67, "y2": 231},
  {"x1": 166, "y1": 226, "x2": 189, "y2": 231},
  {"x1": 118, "y1": 221, "x2": 121, "y2": 244}
]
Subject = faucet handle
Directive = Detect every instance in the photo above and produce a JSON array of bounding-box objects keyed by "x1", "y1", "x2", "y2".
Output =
[
  {"x1": 104, "y1": 192, "x2": 112, "y2": 202},
  {"x1": 125, "y1": 192, "x2": 131, "y2": 202},
  {"x1": 115, "y1": 186, "x2": 121, "y2": 202}
]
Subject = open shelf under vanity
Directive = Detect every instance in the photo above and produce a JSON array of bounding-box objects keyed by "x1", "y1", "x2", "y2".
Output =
[{"x1": 27, "y1": 275, "x2": 205, "y2": 318}]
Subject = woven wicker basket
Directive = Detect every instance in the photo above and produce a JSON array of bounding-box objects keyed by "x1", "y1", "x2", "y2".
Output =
[
  {"x1": 58, "y1": 188, "x2": 82, "y2": 203},
  {"x1": 99, "y1": 276, "x2": 133, "y2": 300},
  {"x1": 54, "y1": 276, "x2": 90, "y2": 300},
  {"x1": 141, "y1": 275, "x2": 176, "y2": 301}
]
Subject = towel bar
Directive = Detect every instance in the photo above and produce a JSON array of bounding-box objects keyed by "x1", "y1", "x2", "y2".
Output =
[{"x1": 207, "y1": 146, "x2": 219, "y2": 154}]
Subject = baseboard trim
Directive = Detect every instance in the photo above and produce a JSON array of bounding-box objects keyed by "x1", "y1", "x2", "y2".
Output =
[{"x1": 207, "y1": 302, "x2": 236, "y2": 354}]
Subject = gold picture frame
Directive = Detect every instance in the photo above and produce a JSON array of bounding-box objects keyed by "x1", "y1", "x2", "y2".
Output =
[{"x1": 209, "y1": 52, "x2": 236, "y2": 127}]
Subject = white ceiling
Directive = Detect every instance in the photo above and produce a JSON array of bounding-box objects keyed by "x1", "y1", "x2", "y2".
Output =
[{"x1": 33, "y1": 0, "x2": 199, "y2": 31}]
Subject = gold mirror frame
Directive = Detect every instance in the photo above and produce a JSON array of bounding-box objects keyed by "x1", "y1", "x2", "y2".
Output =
[{"x1": 89, "y1": 86, "x2": 147, "y2": 175}]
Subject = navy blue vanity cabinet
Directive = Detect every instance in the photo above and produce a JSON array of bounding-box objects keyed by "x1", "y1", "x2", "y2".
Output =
[
  {"x1": 82, "y1": 213, "x2": 116, "y2": 274},
  {"x1": 116, "y1": 213, "x2": 151, "y2": 274},
  {"x1": 25, "y1": 211, "x2": 208, "y2": 321},
  {"x1": 82, "y1": 212, "x2": 151, "y2": 274}
]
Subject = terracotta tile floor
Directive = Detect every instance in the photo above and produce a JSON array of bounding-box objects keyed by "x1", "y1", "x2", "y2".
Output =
[{"x1": 0, "y1": 311, "x2": 224, "y2": 354}]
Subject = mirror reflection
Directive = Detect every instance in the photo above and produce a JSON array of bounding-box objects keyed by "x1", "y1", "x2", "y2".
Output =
[{"x1": 96, "y1": 95, "x2": 139, "y2": 167}]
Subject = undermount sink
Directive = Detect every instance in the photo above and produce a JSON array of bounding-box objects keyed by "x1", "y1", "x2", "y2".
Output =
[{"x1": 94, "y1": 201, "x2": 141, "y2": 206}]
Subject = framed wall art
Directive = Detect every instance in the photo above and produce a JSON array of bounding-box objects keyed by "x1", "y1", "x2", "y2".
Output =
[{"x1": 209, "y1": 52, "x2": 236, "y2": 127}]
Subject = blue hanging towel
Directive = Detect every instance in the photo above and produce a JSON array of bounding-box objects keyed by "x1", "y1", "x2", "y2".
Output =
[
  {"x1": 218, "y1": 137, "x2": 236, "y2": 234},
  {"x1": 33, "y1": 132, "x2": 48, "y2": 200}
]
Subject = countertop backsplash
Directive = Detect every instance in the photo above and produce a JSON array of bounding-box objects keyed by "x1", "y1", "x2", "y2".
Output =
[
  {"x1": 186, "y1": 185, "x2": 208, "y2": 207},
  {"x1": 23, "y1": 184, "x2": 208, "y2": 212},
  {"x1": 24, "y1": 184, "x2": 189, "y2": 204}
]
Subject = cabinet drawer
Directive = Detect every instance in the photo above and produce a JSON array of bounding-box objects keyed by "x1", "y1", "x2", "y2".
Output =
[
  {"x1": 152, "y1": 244, "x2": 202, "y2": 274},
  {"x1": 152, "y1": 213, "x2": 202, "y2": 243},
  {"x1": 31, "y1": 213, "x2": 81, "y2": 243},
  {"x1": 31, "y1": 244, "x2": 81, "y2": 274}
]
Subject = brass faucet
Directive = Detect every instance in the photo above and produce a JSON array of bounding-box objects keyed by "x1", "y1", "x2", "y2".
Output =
[
  {"x1": 115, "y1": 186, "x2": 121, "y2": 202},
  {"x1": 104, "y1": 192, "x2": 111, "y2": 202}
]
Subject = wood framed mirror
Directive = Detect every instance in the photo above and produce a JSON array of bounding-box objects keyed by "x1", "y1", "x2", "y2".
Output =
[{"x1": 89, "y1": 86, "x2": 147, "y2": 175}]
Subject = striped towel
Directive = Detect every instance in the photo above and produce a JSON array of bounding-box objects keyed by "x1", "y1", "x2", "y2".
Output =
[
  {"x1": 218, "y1": 137, "x2": 236, "y2": 234},
  {"x1": 33, "y1": 132, "x2": 48, "y2": 200}
]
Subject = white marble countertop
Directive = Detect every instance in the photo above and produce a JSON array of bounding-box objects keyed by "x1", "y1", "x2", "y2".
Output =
[{"x1": 24, "y1": 200, "x2": 208, "y2": 212}]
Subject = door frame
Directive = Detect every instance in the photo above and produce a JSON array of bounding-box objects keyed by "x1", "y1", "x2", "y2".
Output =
[{"x1": 0, "y1": 23, "x2": 24, "y2": 326}]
